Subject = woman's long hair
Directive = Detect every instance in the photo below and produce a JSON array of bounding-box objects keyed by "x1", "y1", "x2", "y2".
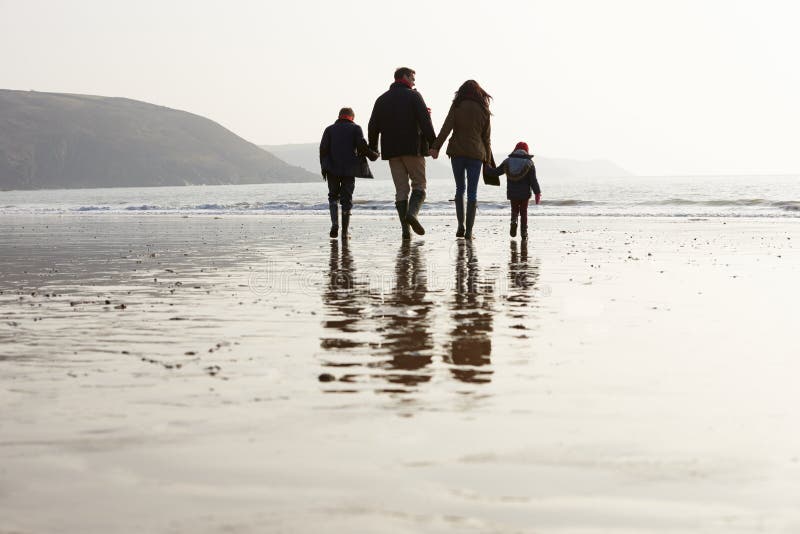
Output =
[{"x1": 453, "y1": 80, "x2": 492, "y2": 112}]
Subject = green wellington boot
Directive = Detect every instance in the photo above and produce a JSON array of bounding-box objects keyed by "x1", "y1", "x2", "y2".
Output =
[
  {"x1": 395, "y1": 199, "x2": 411, "y2": 240},
  {"x1": 405, "y1": 189, "x2": 426, "y2": 235}
]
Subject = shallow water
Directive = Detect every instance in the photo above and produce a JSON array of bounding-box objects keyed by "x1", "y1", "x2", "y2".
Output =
[
  {"x1": 1, "y1": 214, "x2": 799, "y2": 533},
  {"x1": 1, "y1": 174, "x2": 799, "y2": 217}
]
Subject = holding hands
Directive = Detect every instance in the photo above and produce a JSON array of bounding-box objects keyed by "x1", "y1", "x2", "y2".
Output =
[
  {"x1": 357, "y1": 139, "x2": 380, "y2": 161},
  {"x1": 429, "y1": 148, "x2": 439, "y2": 159}
]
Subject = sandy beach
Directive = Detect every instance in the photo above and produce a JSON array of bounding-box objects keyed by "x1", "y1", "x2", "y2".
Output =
[{"x1": 1, "y1": 213, "x2": 799, "y2": 533}]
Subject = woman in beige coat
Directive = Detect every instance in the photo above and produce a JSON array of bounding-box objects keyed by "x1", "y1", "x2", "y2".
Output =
[{"x1": 430, "y1": 80, "x2": 493, "y2": 239}]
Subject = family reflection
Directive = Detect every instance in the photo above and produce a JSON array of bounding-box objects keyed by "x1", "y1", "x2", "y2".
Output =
[
  {"x1": 319, "y1": 240, "x2": 435, "y2": 393},
  {"x1": 320, "y1": 239, "x2": 371, "y2": 351},
  {"x1": 445, "y1": 241, "x2": 495, "y2": 384},
  {"x1": 377, "y1": 241, "x2": 434, "y2": 390},
  {"x1": 319, "y1": 239, "x2": 539, "y2": 394},
  {"x1": 507, "y1": 240, "x2": 540, "y2": 308}
]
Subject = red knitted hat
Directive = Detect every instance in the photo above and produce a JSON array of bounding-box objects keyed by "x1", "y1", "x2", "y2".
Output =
[{"x1": 514, "y1": 141, "x2": 529, "y2": 153}]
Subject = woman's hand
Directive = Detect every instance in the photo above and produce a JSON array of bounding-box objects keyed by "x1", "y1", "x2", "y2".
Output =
[{"x1": 429, "y1": 148, "x2": 439, "y2": 159}]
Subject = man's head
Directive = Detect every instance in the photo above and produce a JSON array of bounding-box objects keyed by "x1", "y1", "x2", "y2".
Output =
[
  {"x1": 394, "y1": 67, "x2": 416, "y2": 87},
  {"x1": 338, "y1": 107, "x2": 354, "y2": 120}
]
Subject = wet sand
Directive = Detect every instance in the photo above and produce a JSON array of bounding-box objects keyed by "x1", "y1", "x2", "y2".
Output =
[{"x1": 1, "y1": 214, "x2": 799, "y2": 533}]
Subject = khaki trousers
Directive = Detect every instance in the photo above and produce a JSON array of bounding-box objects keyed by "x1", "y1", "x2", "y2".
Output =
[{"x1": 388, "y1": 156, "x2": 426, "y2": 201}]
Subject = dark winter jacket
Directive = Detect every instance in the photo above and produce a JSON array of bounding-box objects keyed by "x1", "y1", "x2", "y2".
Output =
[
  {"x1": 320, "y1": 119, "x2": 375, "y2": 178},
  {"x1": 484, "y1": 149, "x2": 541, "y2": 200},
  {"x1": 432, "y1": 99, "x2": 492, "y2": 163},
  {"x1": 368, "y1": 82, "x2": 437, "y2": 160}
]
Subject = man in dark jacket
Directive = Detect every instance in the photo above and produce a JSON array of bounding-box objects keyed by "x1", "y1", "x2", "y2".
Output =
[
  {"x1": 320, "y1": 107, "x2": 378, "y2": 240},
  {"x1": 368, "y1": 67, "x2": 437, "y2": 239}
]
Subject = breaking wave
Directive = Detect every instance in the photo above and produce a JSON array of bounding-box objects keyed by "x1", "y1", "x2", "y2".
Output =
[
  {"x1": 59, "y1": 198, "x2": 800, "y2": 214},
  {"x1": 637, "y1": 199, "x2": 800, "y2": 212}
]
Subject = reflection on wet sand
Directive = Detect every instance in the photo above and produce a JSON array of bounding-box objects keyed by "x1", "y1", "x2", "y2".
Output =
[
  {"x1": 507, "y1": 240, "x2": 540, "y2": 308},
  {"x1": 376, "y1": 241, "x2": 434, "y2": 391},
  {"x1": 320, "y1": 240, "x2": 371, "y2": 348},
  {"x1": 445, "y1": 241, "x2": 495, "y2": 384},
  {"x1": 506, "y1": 240, "x2": 541, "y2": 344},
  {"x1": 319, "y1": 240, "x2": 377, "y2": 393},
  {"x1": 319, "y1": 239, "x2": 542, "y2": 394},
  {"x1": 319, "y1": 240, "x2": 435, "y2": 393}
]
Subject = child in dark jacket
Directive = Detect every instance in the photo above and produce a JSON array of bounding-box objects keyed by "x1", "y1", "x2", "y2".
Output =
[
  {"x1": 484, "y1": 142, "x2": 541, "y2": 239},
  {"x1": 320, "y1": 107, "x2": 379, "y2": 240}
]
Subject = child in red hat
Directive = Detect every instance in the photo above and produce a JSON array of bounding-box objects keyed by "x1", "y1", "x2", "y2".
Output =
[{"x1": 484, "y1": 142, "x2": 541, "y2": 238}]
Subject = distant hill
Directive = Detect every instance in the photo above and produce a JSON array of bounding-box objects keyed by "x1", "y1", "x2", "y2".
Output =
[
  {"x1": 262, "y1": 143, "x2": 631, "y2": 180},
  {"x1": 0, "y1": 89, "x2": 317, "y2": 190}
]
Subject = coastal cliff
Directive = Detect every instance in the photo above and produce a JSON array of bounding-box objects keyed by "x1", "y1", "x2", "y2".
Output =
[{"x1": 0, "y1": 89, "x2": 317, "y2": 190}]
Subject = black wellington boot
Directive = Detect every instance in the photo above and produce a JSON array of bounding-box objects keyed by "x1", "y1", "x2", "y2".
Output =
[
  {"x1": 341, "y1": 210, "x2": 350, "y2": 241},
  {"x1": 465, "y1": 201, "x2": 477, "y2": 240},
  {"x1": 521, "y1": 223, "x2": 528, "y2": 240},
  {"x1": 510, "y1": 214, "x2": 517, "y2": 238},
  {"x1": 329, "y1": 202, "x2": 339, "y2": 238},
  {"x1": 395, "y1": 200, "x2": 411, "y2": 240},
  {"x1": 405, "y1": 190, "x2": 426, "y2": 235},
  {"x1": 455, "y1": 196, "x2": 465, "y2": 238}
]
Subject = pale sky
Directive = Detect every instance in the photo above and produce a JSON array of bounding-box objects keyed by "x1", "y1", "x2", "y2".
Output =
[{"x1": 2, "y1": 0, "x2": 799, "y2": 175}]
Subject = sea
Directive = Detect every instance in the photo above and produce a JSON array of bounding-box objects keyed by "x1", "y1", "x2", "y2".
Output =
[{"x1": 1, "y1": 174, "x2": 798, "y2": 218}]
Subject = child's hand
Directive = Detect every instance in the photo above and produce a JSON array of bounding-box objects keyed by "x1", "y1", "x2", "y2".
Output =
[{"x1": 535, "y1": 193, "x2": 541, "y2": 205}]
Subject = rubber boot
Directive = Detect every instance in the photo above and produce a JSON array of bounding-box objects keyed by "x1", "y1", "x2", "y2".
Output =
[
  {"x1": 465, "y1": 201, "x2": 477, "y2": 240},
  {"x1": 455, "y1": 196, "x2": 465, "y2": 238},
  {"x1": 405, "y1": 190, "x2": 426, "y2": 235},
  {"x1": 395, "y1": 200, "x2": 411, "y2": 240},
  {"x1": 521, "y1": 223, "x2": 528, "y2": 240},
  {"x1": 341, "y1": 210, "x2": 350, "y2": 241},
  {"x1": 329, "y1": 202, "x2": 338, "y2": 238},
  {"x1": 510, "y1": 214, "x2": 517, "y2": 238}
]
